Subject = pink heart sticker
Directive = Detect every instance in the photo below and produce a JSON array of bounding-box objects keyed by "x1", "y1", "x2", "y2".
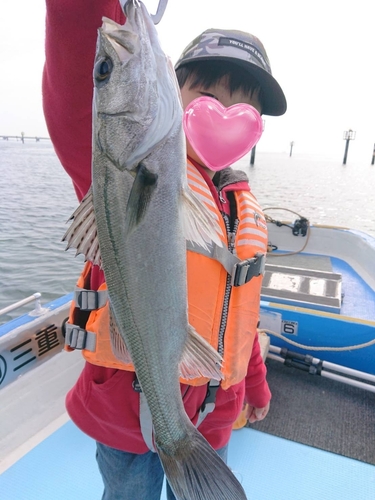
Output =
[{"x1": 183, "y1": 97, "x2": 263, "y2": 171}]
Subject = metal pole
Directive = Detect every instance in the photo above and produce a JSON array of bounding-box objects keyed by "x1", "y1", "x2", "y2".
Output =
[
  {"x1": 343, "y1": 138, "x2": 350, "y2": 164},
  {"x1": 0, "y1": 292, "x2": 42, "y2": 316},
  {"x1": 289, "y1": 141, "x2": 294, "y2": 157},
  {"x1": 372, "y1": 143, "x2": 375, "y2": 165},
  {"x1": 250, "y1": 145, "x2": 256, "y2": 166},
  {"x1": 320, "y1": 370, "x2": 375, "y2": 392},
  {"x1": 267, "y1": 350, "x2": 375, "y2": 393},
  {"x1": 269, "y1": 345, "x2": 375, "y2": 383}
]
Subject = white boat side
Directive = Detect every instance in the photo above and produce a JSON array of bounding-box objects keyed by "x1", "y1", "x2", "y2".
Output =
[{"x1": 267, "y1": 224, "x2": 375, "y2": 292}]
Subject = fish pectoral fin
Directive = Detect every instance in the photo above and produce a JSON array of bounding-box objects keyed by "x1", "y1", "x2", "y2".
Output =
[
  {"x1": 180, "y1": 186, "x2": 224, "y2": 251},
  {"x1": 124, "y1": 163, "x2": 158, "y2": 234},
  {"x1": 156, "y1": 428, "x2": 247, "y2": 500},
  {"x1": 178, "y1": 325, "x2": 223, "y2": 381},
  {"x1": 109, "y1": 307, "x2": 133, "y2": 364},
  {"x1": 62, "y1": 187, "x2": 102, "y2": 266}
]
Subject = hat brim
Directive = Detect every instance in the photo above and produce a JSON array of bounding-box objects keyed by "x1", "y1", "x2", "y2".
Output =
[{"x1": 175, "y1": 56, "x2": 287, "y2": 117}]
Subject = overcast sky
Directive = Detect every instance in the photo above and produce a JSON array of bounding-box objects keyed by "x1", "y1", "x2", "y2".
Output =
[{"x1": 1, "y1": 0, "x2": 374, "y2": 159}]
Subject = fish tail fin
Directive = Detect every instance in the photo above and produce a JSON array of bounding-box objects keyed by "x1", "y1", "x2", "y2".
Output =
[
  {"x1": 179, "y1": 325, "x2": 223, "y2": 381},
  {"x1": 156, "y1": 429, "x2": 247, "y2": 500},
  {"x1": 181, "y1": 186, "x2": 224, "y2": 251}
]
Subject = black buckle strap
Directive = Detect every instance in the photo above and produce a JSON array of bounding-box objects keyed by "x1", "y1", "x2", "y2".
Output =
[
  {"x1": 231, "y1": 252, "x2": 266, "y2": 287},
  {"x1": 200, "y1": 380, "x2": 220, "y2": 413},
  {"x1": 132, "y1": 375, "x2": 142, "y2": 393}
]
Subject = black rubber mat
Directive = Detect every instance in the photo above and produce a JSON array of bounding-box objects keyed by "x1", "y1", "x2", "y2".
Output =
[{"x1": 250, "y1": 359, "x2": 375, "y2": 465}]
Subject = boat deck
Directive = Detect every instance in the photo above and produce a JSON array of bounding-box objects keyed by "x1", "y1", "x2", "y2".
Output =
[
  {"x1": 1, "y1": 226, "x2": 374, "y2": 499},
  {"x1": 259, "y1": 252, "x2": 375, "y2": 375},
  {"x1": 263, "y1": 253, "x2": 375, "y2": 321},
  {"x1": 1, "y1": 416, "x2": 374, "y2": 500},
  {"x1": 331, "y1": 256, "x2": 375, "y2": 320}
]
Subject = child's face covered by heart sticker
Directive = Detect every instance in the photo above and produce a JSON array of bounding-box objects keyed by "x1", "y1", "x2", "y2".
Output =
[{"x1": 183, "y1": 96, "x2": 263, "y2": 171}]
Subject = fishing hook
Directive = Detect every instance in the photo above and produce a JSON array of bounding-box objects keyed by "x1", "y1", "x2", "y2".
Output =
[{"x1": 120, "y1": 0, "x2": 168, "y2": 24}]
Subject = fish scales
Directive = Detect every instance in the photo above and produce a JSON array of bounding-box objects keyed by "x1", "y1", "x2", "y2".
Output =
[{"x1": 64, "y1": 1, "x2": 248, "y2": 499}]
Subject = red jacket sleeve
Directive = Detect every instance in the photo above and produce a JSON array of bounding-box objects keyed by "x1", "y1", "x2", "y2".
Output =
[
  {"x1": 244, "y1": 333, "x2": 271, "y2": 408},
  {"x1": 42, "y1": 0, "x2": 125, "y2": 201}
]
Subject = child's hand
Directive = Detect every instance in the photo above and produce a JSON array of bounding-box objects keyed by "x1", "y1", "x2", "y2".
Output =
[{"x1": 245, "y1": 401, "x2": 270, "y2": 424}]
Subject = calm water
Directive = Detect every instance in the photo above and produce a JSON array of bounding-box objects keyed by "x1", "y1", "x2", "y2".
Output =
[
  {"x1": 238, "y1": 152, "x2": 375, "y2": 235},
  {"x1": 0, "y1": 142, "x2": 84, "y2": 322},
  {"x1": 1, "y1": 141, "x2": 374, "y2": 322}
]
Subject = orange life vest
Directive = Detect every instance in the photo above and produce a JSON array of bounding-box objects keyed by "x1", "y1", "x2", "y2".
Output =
[{"x1": 65, "y1": 161, "x2": 268, "y2": 390}]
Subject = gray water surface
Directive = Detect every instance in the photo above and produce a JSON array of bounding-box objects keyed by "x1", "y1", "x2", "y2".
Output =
[{"x1": 1, "y1": 141, "x2": 374, "y2": 322}]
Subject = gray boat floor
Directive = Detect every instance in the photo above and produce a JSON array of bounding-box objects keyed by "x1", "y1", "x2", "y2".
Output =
[{"x1": 1, "y1": 411, "x2": 374, "y2": 500}]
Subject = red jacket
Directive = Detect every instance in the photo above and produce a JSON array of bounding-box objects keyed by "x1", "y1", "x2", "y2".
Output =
[{"x1": 43, "y1": 0, "x2": 271, "y2": 452}]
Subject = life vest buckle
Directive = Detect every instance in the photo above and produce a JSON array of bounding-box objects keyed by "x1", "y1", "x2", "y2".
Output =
[
  {"x1": 75, "y1": 288, "x2": 108, "y2": 311},
  {"x1": 64, "y1": 323, "x2": 97, "y2": 351},
  {"x1": 65, "y1": 323, "x2": 87, "y2": 349},
  {"x1": 231, "y1": 252, "x2": 265, "y2": 287}
]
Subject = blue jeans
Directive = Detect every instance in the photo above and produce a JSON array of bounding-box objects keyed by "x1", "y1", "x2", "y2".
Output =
[{"x1": 96, "y1": 441, "x2": 228, "y2": 500}]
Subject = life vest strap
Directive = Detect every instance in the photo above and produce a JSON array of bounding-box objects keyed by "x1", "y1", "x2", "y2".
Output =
[
  {"x1": 132, "y1": 375, "x2": 220, "y2": 450},
  {"x1": 132, "y1": 375, "x2": 156, "y2": 452},
  {"x1": 231, "y1": 252, "x2": 266, "y2": 287},
  {"x1": 187, "y1": 240, "x2": 265, "y2": 287},
  {"x1": 139, "y1": 391, "x2": 156, "y2": 453},
  {"x1": 64, "y1": 323, "x2": 97, "y2": 352},
  {"x1": 74, "y1": 287, "x2": 108, "y2": 311},
  {"x1": 196, "y1": 380, "x2": 221, "y2": 428}
]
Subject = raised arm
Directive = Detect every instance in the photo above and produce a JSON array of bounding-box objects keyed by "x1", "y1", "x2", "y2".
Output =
[{"x1": 42, "y1": 0, "x2": 125, "y2": 200}]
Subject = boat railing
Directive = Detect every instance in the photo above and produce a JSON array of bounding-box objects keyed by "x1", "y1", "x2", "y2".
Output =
[{"x1": 0, "y1": 293, "x2": 48, "y2": 317}]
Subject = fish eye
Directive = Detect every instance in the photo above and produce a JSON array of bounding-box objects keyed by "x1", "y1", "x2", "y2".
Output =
[{"x1": 94, "y1": 57, "x2": 113, "y2": 84}]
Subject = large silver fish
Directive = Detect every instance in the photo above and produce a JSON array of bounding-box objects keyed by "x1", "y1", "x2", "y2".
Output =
[{"x1": 64, "y1": 1, "x2": 247, "y2": 499}]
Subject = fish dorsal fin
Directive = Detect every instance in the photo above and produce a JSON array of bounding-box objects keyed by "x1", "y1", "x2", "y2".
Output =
[
  {"x1": 180, "y1": 186, "x2": 224, "y2": 251},
  {"x1": 178, "y1": 325, "x2": 223, "y2": 381},
  {"x1": 109, "y1": 307, "x2": 133, "y2": 364},
  {"x1": 62, "y1": 187, "x2": 102, "y2": 266}
]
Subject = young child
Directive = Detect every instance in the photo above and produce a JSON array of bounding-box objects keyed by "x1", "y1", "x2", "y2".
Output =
[{"x1": 43, "y1": 2, "x2": 286, "y2": 499}]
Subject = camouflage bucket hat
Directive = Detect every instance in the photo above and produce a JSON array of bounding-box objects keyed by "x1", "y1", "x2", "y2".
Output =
[{"x1": 175, "y1": 29, "x2": 287, "y2": 116}]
